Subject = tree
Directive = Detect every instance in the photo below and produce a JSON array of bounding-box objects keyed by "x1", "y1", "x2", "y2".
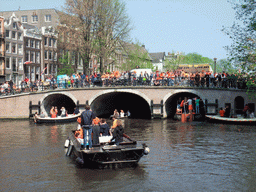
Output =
[
  {"x1": 120, "y1": 41, "x2": 153, "y2": 71},
  {"x1": 164, "y1": 53, "x2": 185, "y2": 71},
  {"x1": 216, "y1": 59, "x2": 236, "y2": 74},
  {"x1": 60, "y1": 0, "x2": 132, "y2": 74},
  {"x1": 58, "y1": 53, "x2": 75, "y2": 75},
  {"x1": 224, "y1": 0, "x2": 256, "y2": 97},
  {"x1": 93, "y1": 0, "x2": 132, "y2": 73}
]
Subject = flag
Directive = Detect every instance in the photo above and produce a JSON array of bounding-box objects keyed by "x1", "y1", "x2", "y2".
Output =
[{"x1": 41, "y1": 67, "x2": 47, "y2": 75}]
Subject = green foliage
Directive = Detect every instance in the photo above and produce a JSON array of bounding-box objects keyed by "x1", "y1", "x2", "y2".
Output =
[
  {"x1": 121, "y1": 42, "x2": 153, "y2": 71},
  {"x1": 58, "y1": 53, "x2": 75, "y2": 76},
  {"x1": 216, "y1": 59, "x2": 237, "y2": 73},
  {"x1": 164, "y1": 52, "x2": 214, "y2": 71}
]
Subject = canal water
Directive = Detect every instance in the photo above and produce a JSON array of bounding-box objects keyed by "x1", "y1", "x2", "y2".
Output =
[{"x1": 0, "y1": 119, "x2": 256, "y2": 191}]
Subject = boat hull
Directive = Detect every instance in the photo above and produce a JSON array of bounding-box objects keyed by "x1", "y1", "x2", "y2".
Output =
[
  {"x1": 66, "y1": 131, "x2": 147, "y2": 169},
  {"x1": 205, "y1": 115, "x2": 256, "y2": 125},
  {"x1": 36, "y1": 114, "x2": 80, "y2": 124}
]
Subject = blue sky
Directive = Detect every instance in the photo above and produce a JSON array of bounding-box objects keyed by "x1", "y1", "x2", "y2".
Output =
[{"x1": 1, "y1": 0, "x2": 236, "y2": 60}]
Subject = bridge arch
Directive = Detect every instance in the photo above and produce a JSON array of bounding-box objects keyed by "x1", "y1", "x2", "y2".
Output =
[
  {"x1": 163, "y1": 90, "x2": 204, "y2": 118},
  {"x1": 40, "y1": 92, "x2": 77, "y2": 116},
  {"x1": 89, "y1": 89, "x2": 152, "y2": 119}
]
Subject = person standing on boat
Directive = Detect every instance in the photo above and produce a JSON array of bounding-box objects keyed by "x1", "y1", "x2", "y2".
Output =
[
  {"x1": 81, "y1": 105, "x2": 96, "y2": 149},
  {"x1": 195, "y1": 97, "x2": 200, "y2": 114},
  {"x1": 92, "y1": 117, "x2": 101, "y2": 145},
  {"x1": 187, "y1": 97, "x2": 193, "y2": 114}
]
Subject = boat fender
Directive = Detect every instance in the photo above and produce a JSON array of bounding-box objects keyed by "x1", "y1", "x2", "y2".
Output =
[
  {"x1": 142, "y1": 143, "x2": 150, "y2": 155},
  {"x1": 75, "y1": 157, "x2": 84, "y2": 165},
  {"x1": 66, "y1": 143, "x2": 73, "y2": 156},
  {"x1": 64, "y1": 139, "x2": 70, "y2": 148},
  {"x1": 144, "y1": 147, "x2": 150, "y2": 155}
]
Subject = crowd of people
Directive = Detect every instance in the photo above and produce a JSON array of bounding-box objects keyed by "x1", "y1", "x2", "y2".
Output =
[
  {"x1": 0, "y1": 69, "x2": 252, "y2": 96},
  {"x1": 75, "y1": 105, "x2": 124, "y2": 150}
]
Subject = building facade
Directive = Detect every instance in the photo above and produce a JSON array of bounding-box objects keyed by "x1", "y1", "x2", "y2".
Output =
[
  {"x1": 4, "y1": 14, "x2": 24, "y2": 85},
  {"x1": 0, "y1": 9, "x2": 59, "y2": 30},
  {"x1": 23, "y1": 23, "x2": 42, "y2": 82},
  {"x1": 0, "y1": 16, "x2": 5, "y2": 83}
]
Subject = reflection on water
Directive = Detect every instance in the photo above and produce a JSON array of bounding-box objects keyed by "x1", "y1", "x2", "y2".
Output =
[{"x1": 0, "y1": 119, "x2": 256, "y2": 191}]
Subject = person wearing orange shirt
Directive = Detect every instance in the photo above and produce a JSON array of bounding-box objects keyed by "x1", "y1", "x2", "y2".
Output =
[{"x1": 219, "y1": 107, "x2": 225, "y2": 117}]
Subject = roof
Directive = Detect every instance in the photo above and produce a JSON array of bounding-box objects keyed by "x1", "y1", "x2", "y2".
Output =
[{"x1": 149, "y1": 52, "x2": 165, "y2": 63}]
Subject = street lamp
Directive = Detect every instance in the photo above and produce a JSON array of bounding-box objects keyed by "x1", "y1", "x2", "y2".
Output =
[{"x1": 214, "y1": 58, "x2": 217, "y2": 75}]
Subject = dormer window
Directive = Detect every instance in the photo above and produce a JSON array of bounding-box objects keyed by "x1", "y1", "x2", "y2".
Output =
[
  {"x1": 21, "y1": 15, "x2": 27, "y2": 23},
  {"x1": 32, "y1": 15, "x2": 38, "y2": 23},
  {"x1": 45, "y1": 15, "x2": 51, "y2": 22}
]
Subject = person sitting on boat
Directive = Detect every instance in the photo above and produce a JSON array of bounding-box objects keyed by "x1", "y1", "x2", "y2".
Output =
[
  {"x1": 50, "y1": 106, "x2": 57, "y2": 118},
  {"x1": 60, "y1": 107, "x2": 66, "y2": 117},
  {"x1": 126, "y1": 110, "x2": 131, "y2": 117},
  {"x1": 224, "y1": 105, "x2": 230, "y2": 117},
  {"x1": 110, "y1": 116, "x2": 118, "y2": 136},
  {"x1": 80, "y1": 104, "x2": 96, "y2": 150},
  {"x1": 242, "y1": 104, "x2": 250, "y2": 118},
  {"x1": 75, "y1": 125, "x2": 83, "y2": 144},
  {"x1": 219, "y1": 107, "x2": 225, "y2": 117},
  {"x1": 120, "y1": 110, "x2": 125, "y2": 118},
  {"x1": 99, "y1": 119, "x2": 110, "y2": 136},
  {"x1": 73, "y1": 107, "x2": 80, "y2": 115},
  {"x1": 40, "y1": 112, "x2": 45, "y2": 118},
  {"x1": 109, "y1": 119, "x2": 124, "y2": 145},
  {"x1": 34, "y1": 112, "x2": 39, "y2": 123},
  {"x1": 249, "y1": 109, "x2": 255, "y2": 119}
]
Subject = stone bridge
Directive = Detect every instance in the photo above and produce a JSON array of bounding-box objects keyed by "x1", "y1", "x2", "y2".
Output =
[{"x1": 0, "y1": 87, "x2": 255, "y2": 119}]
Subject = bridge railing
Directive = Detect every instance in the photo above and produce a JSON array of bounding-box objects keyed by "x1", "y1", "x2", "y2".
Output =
[{"x1": 0, "y1": 77, "x2": 250, "y2": 97}]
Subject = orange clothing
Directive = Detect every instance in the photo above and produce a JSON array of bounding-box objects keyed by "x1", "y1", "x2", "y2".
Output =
[
  {"x1": 75, "y1": 128, "x2": 83, "y2": 139},
  {"x1": 188, "y1": 105, "x2": 193, "y2": 111},
  {"x1": 111, "y1": 119, "x2": 118, "y2": 129},
  {"x1": 93, "y1": 117, "x2": 100, "y2": 125},
  {"x1": 219, "y1": 110, "x2": 225, "y2": 117}
]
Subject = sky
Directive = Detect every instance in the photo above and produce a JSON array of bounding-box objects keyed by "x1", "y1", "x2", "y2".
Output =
[{"x1": 1, "y1": 0, "x2": 237, "y2": 60}]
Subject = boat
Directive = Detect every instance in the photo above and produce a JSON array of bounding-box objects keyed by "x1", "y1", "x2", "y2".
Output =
[
  {"x1": 35, "y1": 113, "x2": 80, "y2": 124},
  {"x1": 174, "y1": 112, "x2": 203, "y2": 122},
  {"x1": 64, "y1": 130, "x2": 150, "y2": 169},
  {"x1": 205, "y1": 115, "x2": 256, "y2": 125}
]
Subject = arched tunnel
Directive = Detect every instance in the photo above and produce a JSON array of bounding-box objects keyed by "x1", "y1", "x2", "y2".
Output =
[
  {"x1": 91, "y1": 92, "x2": 151, "y2": 119},
  {"x1": 42, "y1": 94, "x2": 76, "y2": 116},
  {"x1": 165, "y1": 92, "x2": 203, "y2": 118}
]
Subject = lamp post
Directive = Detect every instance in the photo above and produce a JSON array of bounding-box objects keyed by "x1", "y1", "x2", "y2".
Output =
[{"x1": 214, "y1": 58, "x2": 217, "y2": 75}]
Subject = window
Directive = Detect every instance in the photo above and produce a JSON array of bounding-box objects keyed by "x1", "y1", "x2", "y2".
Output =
[
  {"x1": 13, "y1": 22, "x2": 17, "y2": 29},
  {"x1": 45, "y1": 14, "x2": 51, "y2": 22},
  {"x1": 35, "y1": 41, "x2": 40, "y2": 49},
  {"x1": 54, "y1": 52, "x2": 57, "y2": 61},
  {"x1": 25, "y1": 50, "x2": 30, "y2": 62},
  {"x1": 44, "y1": 64, "x2": 48, "y2": 75},
  {"x1": 12, "y1": 43, "x2": 16, "y2": 54},
  {"x1": 49, "y1": 51, "x2": 52, "y2": 60},
  {"x1": 6, "y1": 42, "x2": 10, "y2": 53},
  {"x1": 32, "y1": 15, "x2": 38, "y2": 23},
  {"x1": 12, "y1": 31, "x2": 16, "y2": 39},
  {"x1": 44, "y1": 50, "x2": 48, "y2": 60},
  {"x1": 6, "y1": 57, "x2": 10, "y2": 68},
  {"x1": 36, "y1": 52, "x2": 40, "y2": 63},
  {"x1": 12, "y1": 57, "x2": 17, "y2": 71},
  {"x1": 31, "y1": 52, "x2": 35, "y2": 63},
  {"x1": 44, "y1": 37, "x2": 48, "y2": 46},
  {"x1": 49, "y1": 38, "x2": 52, "y2": 47},
  {"x1": 26, "y1": 39, "x2": 30, "y2": 47},
  {"x1": 5, "y1": 30, "x2": 10, "y2": 38},
  {"x1": 31, "y1": 40, "x2": 34, "y2": 48},
  {"x1": 18, "y1": 44, "x2": 23, "y2": 55},
  {"x1": 21, "y1": 16, "x2": 27, "y2": 23},
  {"x1": 18, "y1": 32, "x2": 22, "y2": 40},
  {"x1": 18, "y1": 58, "x2": 23, "y2": 70},
  {"x1": 6, "y1": 74, "x2": 11, "y2": 81},
  {"x1": 53, "y1": 39, "x2": 56, "y2": 48}
]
